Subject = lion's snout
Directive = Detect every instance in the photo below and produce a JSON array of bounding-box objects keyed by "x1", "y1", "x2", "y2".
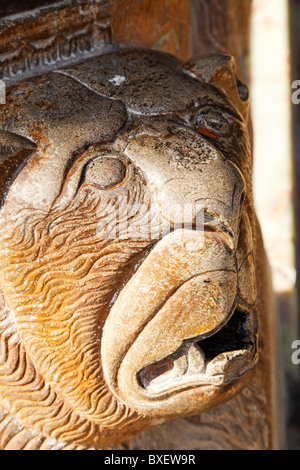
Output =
[
  {"x1": 155, "y1": 159, "x2": 245, "y2": 249},
  {"x1": 123, "y1": 125, "x2": 245, "y2": 250}
]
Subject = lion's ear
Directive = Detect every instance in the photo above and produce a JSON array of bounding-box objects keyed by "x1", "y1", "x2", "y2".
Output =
[
  {"x1": 0, "y1": 130, "x2": 36, "y2": 208},
  {"x1": 183, "y1": 54, "x2": 249, "y2": 120}
]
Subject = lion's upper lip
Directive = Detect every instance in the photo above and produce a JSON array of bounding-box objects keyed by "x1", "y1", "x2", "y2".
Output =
[
  {"x1": 161, "y1": 213, "x2": 237, "y2": 253},
  {"x1": 203, "y1": 213, "x2": 235, "y2": 249}
]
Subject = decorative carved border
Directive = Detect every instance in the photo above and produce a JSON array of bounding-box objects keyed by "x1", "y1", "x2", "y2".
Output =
[{"x1": 0, "y1": 0, "x2": 112, "y2": 82}]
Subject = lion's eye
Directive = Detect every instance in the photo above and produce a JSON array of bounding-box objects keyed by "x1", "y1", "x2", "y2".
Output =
[
  {"x1": 83, "y1": 157, "x2": 128, "y2": 190},
  {"x1": 196, "y1": 110, "x2": 233, "y2": 138}
]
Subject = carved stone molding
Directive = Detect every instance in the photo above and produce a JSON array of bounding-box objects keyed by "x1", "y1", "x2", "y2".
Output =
[
  {"x1": 0, "y1": 1, "x2": 112, "y2": 82},
  {"x1": 0, "y1": 0, "x2": 191, "y2": 83}
]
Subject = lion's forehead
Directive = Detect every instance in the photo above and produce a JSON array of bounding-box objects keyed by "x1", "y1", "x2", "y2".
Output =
[
  {"x1": 57, "y1": 48, "x2": 230, "y2": 115},
  {"x1": 0, "y1": 49, "x2": 246, "y2": 216}
]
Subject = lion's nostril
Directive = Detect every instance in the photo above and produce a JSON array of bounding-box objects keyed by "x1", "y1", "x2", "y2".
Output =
[{"x1": 240, "y1": 192, "x2": 245, "y2": 206}]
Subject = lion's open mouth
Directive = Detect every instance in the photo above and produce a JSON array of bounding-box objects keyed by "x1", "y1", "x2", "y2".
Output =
[
  {"x1": 102, "y1": 227, "x2": 257, "y2": 414},
  {"x1": 138, "y1": 308, "x2": 258, "y2": 395}
]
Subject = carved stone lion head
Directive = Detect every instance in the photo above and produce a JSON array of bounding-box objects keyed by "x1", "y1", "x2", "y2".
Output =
[{"x1": 0, "y1": 49, "x2": 257, "y2": 449}]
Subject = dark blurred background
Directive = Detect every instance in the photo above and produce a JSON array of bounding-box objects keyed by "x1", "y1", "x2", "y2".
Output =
[
  {"x1": 251, "y1": 0, "x2": 299, "y2": 450},
  {"x1": 0, "y1": 0, "x2": 59, "y2": 17}
]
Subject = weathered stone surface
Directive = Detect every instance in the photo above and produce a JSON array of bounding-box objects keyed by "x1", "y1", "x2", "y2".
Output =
[{"x1": 0, "y1": 47, "x2": 277, "y2": 450}]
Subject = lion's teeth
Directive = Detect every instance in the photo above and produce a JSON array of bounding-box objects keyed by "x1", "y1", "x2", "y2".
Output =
[
  {"x1": 172, "y1": 351, "x2": 189, "y2": 377},
  {"x1": 206, "y1": 349, "x2": 253, "y2": 382},
  {"x1": 186, "y1": 343, "x2": 206, "y2": 374}
]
